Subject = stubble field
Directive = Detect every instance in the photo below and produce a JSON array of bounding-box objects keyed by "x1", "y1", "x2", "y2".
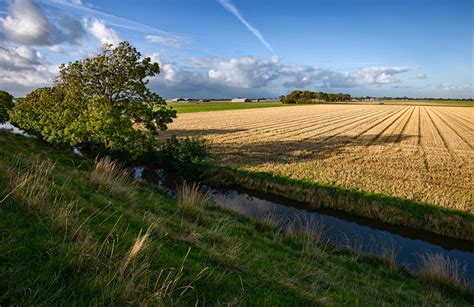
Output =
[{"x1": 164, "y1": 104, "x2": 473, "y2": 213}]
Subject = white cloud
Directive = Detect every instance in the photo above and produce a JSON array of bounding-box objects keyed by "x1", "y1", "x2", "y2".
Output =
[
  {"x1": 0, "y1": 0, "x2": 55, "y2": 45},
  {"x1": 0, "y1": 0, "x2": 84, "y2": 45},
  {"x1": 145, "y1": 34, "x2": 191, "y2": 48},
  {"x1": 280, "y1": 65, "x2": 412, "y2": 88},
  {"x1": 438, "y1": 83, "x2": 473, "y2": 92},
  {"x1": 148, "y1": 55, "x2": 414, "y2": 98},
  {"x1": 217, "y1": 0, "x2": 273, "y2": 53},
  {"x1": 208, "y1": 56, "x2": 280, "y2": 88},
  {"x1": 0, "y1": 44, "x2": 57, "y2": 96},
  {"x1": 350, "y1": 66, "x2": 411, "y2": 86},
  {"x1": 83, "y1": 18, "x2": 120, "y2": 45},
  {"x1": 414, "y1": 73, "x2": 427, "y2": 80},
  {"x1": 48, "y1": 45, "x2": 65, "y2": 53}
]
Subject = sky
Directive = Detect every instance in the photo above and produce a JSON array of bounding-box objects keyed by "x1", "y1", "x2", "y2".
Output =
[{"x1": 0, "y1": 0, "x2": 472, "y2": 98}]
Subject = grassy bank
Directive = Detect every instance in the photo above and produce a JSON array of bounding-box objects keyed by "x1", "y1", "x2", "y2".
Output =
[
  {"x1": 206, "y1": 167, "x2": 474, "y2": 242},
  {"x1": 0, "y1": 129, "x2": 472, "y2": 305}
]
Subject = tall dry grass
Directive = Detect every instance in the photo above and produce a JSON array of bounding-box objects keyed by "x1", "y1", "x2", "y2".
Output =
[
  {"x1": 6, "y1": 156, "x2": 55, "y2": 207},
  {"x1": 418, "y1": 252, "x2": 467, "y2": 288},
  {"x1": 177, "y1": 182, "x2": 210, "y2": 220},
  {"x1": 90, "y1": 156, "x2": 136, "y2": 198},
  {"x1": 285, "y1": 214, "x2": 326, "y2": 258},
  {"x1": 253, "y1": 212, "x2": 282, "y2": 233},
  {"x1": 1, "y1": 155, "x2": 206, "y2": 304}
]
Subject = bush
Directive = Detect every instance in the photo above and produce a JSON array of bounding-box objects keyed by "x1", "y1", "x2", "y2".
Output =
[
  {"x1": 0, "y1": 90, "x2": 14, "y2": 124},
  {"x1": 157, "y1": 136, "x2": 211, "y2": 178}
]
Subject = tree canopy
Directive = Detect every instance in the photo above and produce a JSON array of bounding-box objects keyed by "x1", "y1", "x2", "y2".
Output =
[
  {"x1": 281, "y1": 90, "x2": 351, "y2": 104},
  {"x1": 0, "y1": 90, "x2": 14, "y2": 124},
  {"x1": 9, "y1": 42, "x2": 176, "y2": 159}
]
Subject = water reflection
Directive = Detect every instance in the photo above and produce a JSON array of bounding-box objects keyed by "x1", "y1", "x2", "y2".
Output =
[{"x1": 136, "y1": 167, "x2": 474, "y2": 286}]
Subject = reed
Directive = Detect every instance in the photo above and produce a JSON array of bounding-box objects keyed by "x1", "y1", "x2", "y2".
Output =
[
  {"x1": 418, "y1": 252, "x2": 467, "y2": 288},
  {"x1": 90, "y1": 156, "x2": 136, "y2": 198},
  {"x1": 177, "y1": 182, "x2": 210, "y2": 221}
]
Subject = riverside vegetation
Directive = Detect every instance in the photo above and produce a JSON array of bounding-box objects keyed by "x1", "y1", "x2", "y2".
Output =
[
  {"x1": 1, "y1": 129, "x2": 473, "y2": 305},
  {"x1": 1, "y1": 41, "x2": 473, "y2": 304}
]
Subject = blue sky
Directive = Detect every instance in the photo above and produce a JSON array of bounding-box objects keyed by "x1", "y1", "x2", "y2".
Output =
[{"x1": 0, "y1": 0, "x2": 472, "y2": 98}]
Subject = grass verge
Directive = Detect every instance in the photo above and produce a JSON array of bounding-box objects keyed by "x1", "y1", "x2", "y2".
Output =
[{"x1": 0, "y1": 129, "x2": 473, "y2": 305}]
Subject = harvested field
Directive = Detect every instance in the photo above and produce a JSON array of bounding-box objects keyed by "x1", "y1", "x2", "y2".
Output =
[{"x1": 164, "y1": 104, "x2": 473, "y2": 213}]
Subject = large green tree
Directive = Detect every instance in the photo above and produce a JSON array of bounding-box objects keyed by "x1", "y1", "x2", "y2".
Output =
[
  {"x1": 10, "y1": 42, "x2": 176, "y2": 158},
  {"x1": 0, "y1": 90, "x2": 14, "y2": 124}
]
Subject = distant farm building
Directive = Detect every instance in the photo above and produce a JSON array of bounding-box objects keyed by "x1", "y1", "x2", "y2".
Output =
[
  {"x1": 231, "y1": 98, "x2": 251, "y2": 103},
  {"x1": 170, "y1": 98, "x2": 185, "y2": 102}
]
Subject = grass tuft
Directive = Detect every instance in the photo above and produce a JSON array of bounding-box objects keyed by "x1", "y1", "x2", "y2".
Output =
[
  {"x1": 418, "y1": 252, "x2": 467, "y2": 288},
  {"x1": 90, "y1": 156, "x2": 136, "y2": 198},
  {"x1": 253, "y1": 213, "x2": 281, "y2": 233},
  {"x1": 6, "y1": 156, "x2": 55, "y2": 207},
  {"x1": 286, "y1": 215, "x2": 326, "y2": 258},
  {"x1": 177, "y1": 182, "x2": 210, "y2": 221}
]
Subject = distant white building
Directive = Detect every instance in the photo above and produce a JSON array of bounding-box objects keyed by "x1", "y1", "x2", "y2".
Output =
[{"x1": 231, "y1": 98, "x2": 250, "y2": 103}]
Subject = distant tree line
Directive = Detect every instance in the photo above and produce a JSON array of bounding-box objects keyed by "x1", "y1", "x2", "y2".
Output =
[{"x1": 280, "y1": 90, "x2": 351, "y2": 104}]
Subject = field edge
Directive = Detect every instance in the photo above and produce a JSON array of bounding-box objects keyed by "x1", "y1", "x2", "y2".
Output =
[{"x1": 205, "y1": 166, "x2": 474, "y2": 242}]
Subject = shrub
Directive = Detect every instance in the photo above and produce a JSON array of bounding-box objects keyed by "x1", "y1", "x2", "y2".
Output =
[
  {"x1": 158, "y1": 136, "x2": 211, "y2": 178},
  {"x1": 0, "y1": 90, "x2": 14, "y2": 124}
]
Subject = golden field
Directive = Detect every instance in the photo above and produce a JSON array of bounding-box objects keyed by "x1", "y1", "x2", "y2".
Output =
[{"x1": 164, "y1": 104, "x2": 473, "y2": 213}]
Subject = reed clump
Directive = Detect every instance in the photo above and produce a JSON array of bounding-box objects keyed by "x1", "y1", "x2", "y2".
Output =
[
  {"x1": 177, "y1": 182, "x2": 210, "y2": 221},
  {"x1": 418, "y1": 252, "x2": 467, "y2": 289},
  {"x1": 90, "y1": 156, "x2": 136, "y2": 198}
]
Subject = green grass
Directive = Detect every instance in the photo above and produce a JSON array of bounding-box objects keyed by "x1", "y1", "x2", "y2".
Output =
[
  {"x1": 168, "y1": 100, "x2": 473, "y2": 114},
  {"x1": 169, "y1": 101, "x2": 299, "y2": 113},
  {"x1": 0, "y1": 129, "x2": 472, "y2": 305}
]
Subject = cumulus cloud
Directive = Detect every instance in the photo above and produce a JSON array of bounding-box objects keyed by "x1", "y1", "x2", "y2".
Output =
[
  {"x1": 0, "y1": 44, "x2": 57, "y2": 96},
  {"x1": 279, "y1": 65, "x2": 412, "y2": 88},
  {"x1": 147, "y1": 54, "x2": 414, "y2": 98},
  {"x1": 0, "y1": 0, "x2": 84, "y2": 45},
  {"x1": 83, "y1": 18, "x2": 120, "y2": 45},
  {"x1": 145, "y1": 34, "x2": 191, "y2": 48},
  {"x1": 218, "y1": 0, "x2": 273, "y2": 52},
  {"x1": 208, "y1": 56, "x2": 280, "y2": 88}
]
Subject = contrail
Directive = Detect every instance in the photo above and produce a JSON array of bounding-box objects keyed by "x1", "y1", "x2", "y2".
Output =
[{"x1": 217, "y1": 0, "x2": 273, "y2": 53}]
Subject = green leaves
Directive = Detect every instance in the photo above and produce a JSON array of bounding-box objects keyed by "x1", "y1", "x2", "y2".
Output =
[
  {"x1": 0, "y1": 90, "x2": 14, "y2": 124},
  {"x1": 9, "y1": 41, "x2": 176, "y2": 160},
  {"x1": 281, "y1": 90, "x2": 351, "y2": 104}
]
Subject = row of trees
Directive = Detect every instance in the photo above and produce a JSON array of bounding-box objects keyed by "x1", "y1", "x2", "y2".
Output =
[
  {"x1": 5, "y1": 42, "x2": 177, "y2": 160},
  {"x1": 280, "y1": 90, "x2": 351, "y2": 104}
]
